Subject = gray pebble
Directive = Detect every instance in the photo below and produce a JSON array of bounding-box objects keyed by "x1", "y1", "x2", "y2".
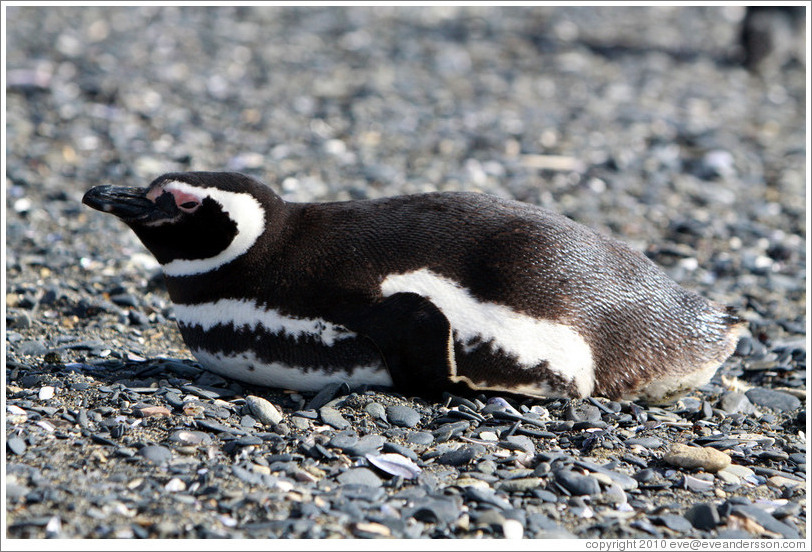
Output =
[
  {"x1": 246, "y1": 395, "x2": 284, "y2": 425},
  {"x1": 745, "y1": 387, "x2": 801, "y2": 412},
  {"x1": 406, "y1": 431, "x2": 434, "y2": 446},
  {"x1": 319, "y1": 406, "x2": 350, "y2": 430},
  {"x1": 436, "y1": 445, "x2": 480, "y2": 466},
  {"x1": 624, "y1": 436, "x2": 665, "y2": 449},
  {"x1": 555, "y1": 469, "x2": 601, "y2": 496},
  {"x1": 337, "y1": 467, "x2": 382, "y2": 487},
  {"x1": 731, "y1": 505, "x2": 800, "y2": 539},
  {"x1": 719, "y1": 391, "x2": 756, "y2": 415},
  {"x1": 138, "y1": 445, "x2": 172, "y2": 464},
  {"x1": 386, "y1": 405, "x2": 421, "y2": 428},
  {"x1": 7, "y1": 436, "x2": 27, "y2": 455},
  {"x1": 654, "y1": 514, "x2": 694, "y2": 533},
  {"x1": 684, "y1": 502, "x2": 720, "y2": 530},
  {"x1": 364, "y1": 402, "x2": 387, "y2": 422}
]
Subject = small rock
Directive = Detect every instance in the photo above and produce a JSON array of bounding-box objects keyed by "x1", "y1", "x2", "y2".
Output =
[
  {"x1": 246, "y1": 395, "x2": 283, "y2": 425},
  {"x1": 624, "y1": 436, "x2": 664, "y2": 448},
  {"x1": 337, "y1": 467, "x2": 382, "y2": 487},
  {"x1": 718, "y1": 392, "x2": 756, "y2": 415},
  {"x1": 38, "y1": 386, "x2": 55, "y2": 400},
  {"x1": 135, "y1": 405, "x2": 171, "y2": 418},
  {"x1": 654, "y1": 514, "x2": 694, "y2": 533},
  {"x1": 386, "y1": 405, "x2": 421, "y2": 428},
  {"x1": 364, "y1": 402, "x2": 387, "y2": 422},
  {"x1": 745, "y1": 387, "x2": 801, "y2": 412},
  {"x1": 407, "y1": 431, "x2": 434, "y2": 446},
  {"x1": 731, "y1": 505, "x2": 800, "y2": 539},
  {"x1": 684, "y1": 502, "x2": 721, "y2": 530},
  {"x1": 138, "y1": 445, "x2": 172, "y2": 464},
  {"x1": 437, "y1": 446, "x2": 479, "y2": 466},
  {"x1": 7, "y1": 436, "x2": 27, "y2": 455},
  {"x1": 495, "y1": 477, "x2": 544, "y2": 493},
  {"x1": 663, "y1": 443, "x2": 731, "y2": 473},
  {"x1": 319, "y1": 406, "x2": 350, "y2": 430},
  {"x1": 555, "y1": 470, "x2": 601, "y2": 496}
]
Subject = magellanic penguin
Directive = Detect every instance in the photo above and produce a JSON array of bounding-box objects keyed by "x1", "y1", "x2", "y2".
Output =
[{"x1": 83, "y1": 172, "x2": 743, "y2": 403}]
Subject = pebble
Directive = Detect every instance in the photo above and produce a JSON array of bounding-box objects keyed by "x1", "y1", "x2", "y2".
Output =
[
  {"x1": 718, "y1": 391, "x2": 756, "y2": 415},
  {"x1": 555, "y1": 470, "x2": 601, "y2": 496},
  {"x1": 246, "y1": 395, "x2": 283, "y2": 425},
  {"x1": 138, "y1": 445, "x2": 172, "y2": 465},
  {"x1": 624, "y1": 436, "x2": 664, "y2": 448},
  {"x1": 745, "y1": 387, "x2": 801, "y2": 412},
  {"x1": 406, "y1": 431, "x2": 434, "y2": 446},
  {"x1": 663, "y1": 444, "x2": 731, "y2": 473},
  {"x1": 386, "y1": 405, "x2": 421, "y2": 428},
  {"x1": 364, "y1": 402, "x2": 387, "y2": 422},
  {"x1": 684, "y1": 502, "x2": 721, "y2": 530},
  {"x1": 495, "y1": 477, "x2": 544, "y2": 493},
  {"x1": 436, "y1": 446, "x2": 480, "y2": 467},
  {"x1": 337, "y1": 468, "x2": 382, "y2": 487},
  {"x1": 319, "y1": 406, "x2": 350, "y2": 430},
  {"x1": 8, "y1": 436, "x2": 27, "y2": 455},
  {"x1": 730, "y1": 505, "x2": 800, "y2": 539}
]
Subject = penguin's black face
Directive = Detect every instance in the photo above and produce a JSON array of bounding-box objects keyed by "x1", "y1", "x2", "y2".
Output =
[{"x1": 83, "y1": 172, "x2": 270, "y2": 276}]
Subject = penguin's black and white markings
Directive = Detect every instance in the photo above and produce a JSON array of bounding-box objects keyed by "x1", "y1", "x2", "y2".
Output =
[{"x1": 83, "y1": 171, "x2": 742, "y2": 402}]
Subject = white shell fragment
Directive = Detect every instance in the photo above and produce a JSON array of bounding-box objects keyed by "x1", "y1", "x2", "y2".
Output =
[{"x1": 365, "y1": 452, "x2": 422, "y2": 479}]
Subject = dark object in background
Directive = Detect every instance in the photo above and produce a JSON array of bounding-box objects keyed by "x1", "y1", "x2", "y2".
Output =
[{"x1": 740, "y1": 6, "x2": 806, "y2": 72}]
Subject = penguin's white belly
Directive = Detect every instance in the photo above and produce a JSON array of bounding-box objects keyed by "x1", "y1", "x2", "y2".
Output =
[
  {"x1": 173, "y1": 298, "x2": 392, "y2": 390},
  {"x1": 380, "y1": 268, "x2": 596, "y2": 397},
  {"x1": 190, "y1": 348, "x2": 392, "y2": 391}
]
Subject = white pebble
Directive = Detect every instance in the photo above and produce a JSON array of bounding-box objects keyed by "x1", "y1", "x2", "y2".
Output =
[
  {"x1": 164, "y1": 478, "x2": 187, "y2": 492},
  {"x1": 502, "y1": 518, "x2": 524, "y2": 539},
  {"x1": 39, "y1": 386, "x2": 55, "y2": 400}
]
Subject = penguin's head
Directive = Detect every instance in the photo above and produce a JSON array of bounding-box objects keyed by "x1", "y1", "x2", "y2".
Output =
[{"x1": 83, "y1": 172, "x2": 278, "y2": 276}]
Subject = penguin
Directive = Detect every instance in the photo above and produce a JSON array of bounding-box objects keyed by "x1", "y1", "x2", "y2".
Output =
[{"x1": 82, "y1": 171, "x2": 742, "y2": 402}]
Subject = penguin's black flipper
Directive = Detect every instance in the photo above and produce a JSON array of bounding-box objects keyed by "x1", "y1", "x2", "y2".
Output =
[{"x1": 347, "y1": 292, "x2": 457, "y2": 397}]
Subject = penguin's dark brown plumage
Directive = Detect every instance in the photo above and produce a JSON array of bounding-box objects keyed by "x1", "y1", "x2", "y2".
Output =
[{"x1": 83, "y1": 171, "x2": 742, "y2": 402}]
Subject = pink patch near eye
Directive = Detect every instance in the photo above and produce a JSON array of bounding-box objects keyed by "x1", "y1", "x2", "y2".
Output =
[{"x1": 170, "y1": 189, "x2": 201, "y2": 211}]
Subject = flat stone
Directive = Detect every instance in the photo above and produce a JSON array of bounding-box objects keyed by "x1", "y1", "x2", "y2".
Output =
[
  {"x1": 364, "y1": 402, "x2": 387, "y2": 421},
  {"x1": 319, "y1": 406, "x2": 350, "y2": 430},
  {"x1": 555, "y1": 469, "x2": 601, "y2": 496},
  {"x1": 343, "y1": 434, "x2": 385, "y2": 456},
  {"x1": 386, "y1": 405, "x2": 421, "y2": 428},
  {"x1": 663, "y1": 444, "x2": 731, "y2": 472},
  {"x1": 406, "y1": 431, "x2": 434, "y2": 446},
  {"x1": 502, "y1": 435, "x2": 535, "y2": 454},
  {"x1": 138, "y1": 445, "x2": 172, "y2": 464},
  {"x1": 719, "y1": 391, "x2": 756, "y2": 415},
  {"x1": 246, "y1": 395, "x2": 283, "y2": 425},
  {"x1": 731, "y1": 505, "x2": 800, "y2": 539},
  {"x1": 745, "y1": 388, "x2": 801, "y2": 412},
  {"x1": 684, "y1": 503, "x2": 721, "y2": 530},
  {"x1": 624, "y1": 436, "x2": 665, "y2": 449},
  {"x1": 575, "y1": 460, "x2": 638, "y2": 490},
  {"x1": 7, "y1": 436, "x2": 27, "y2": 455},
  {"x1": 168, "y1": 430, "x2": 212, "y2": 445},
  {"x1": 337, "y1": 467, "x2": 382, "y2": 487},
  {"x1": 495, "y1": 477, "x2": 544, "y2": 493},
  {"x1": 436, "y1": 445, "x2": 480, "y2": 466},
  {"x1": 654, "y1": 514, "x2": 693, "y2": 533},
  {"x1": 135, "y1": 405, "x2": 171, "y2": 418}
]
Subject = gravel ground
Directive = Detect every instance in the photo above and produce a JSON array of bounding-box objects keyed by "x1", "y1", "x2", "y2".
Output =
[{"x1": 4, "y1": 6, "x2": 807, "y2": 541}]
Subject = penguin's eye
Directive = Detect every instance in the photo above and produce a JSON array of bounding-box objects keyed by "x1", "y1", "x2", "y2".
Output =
[{"x1": 180, "y1": 201, "x2": 198, "y2": 210}]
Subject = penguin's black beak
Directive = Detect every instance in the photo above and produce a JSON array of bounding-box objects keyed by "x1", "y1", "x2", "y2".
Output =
[{"x1": 83, "y1": 186, "x2": 162, "y2": 222}]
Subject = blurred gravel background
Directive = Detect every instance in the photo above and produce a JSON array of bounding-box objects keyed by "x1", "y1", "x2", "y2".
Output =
[{"x1": 4, "y1": 5, "x2": 807, "y2": 540}]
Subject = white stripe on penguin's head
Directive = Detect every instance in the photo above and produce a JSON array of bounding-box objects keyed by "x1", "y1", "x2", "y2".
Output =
[{"x1": 160, "y1": 180, "x2": 266, "y2": 277}]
